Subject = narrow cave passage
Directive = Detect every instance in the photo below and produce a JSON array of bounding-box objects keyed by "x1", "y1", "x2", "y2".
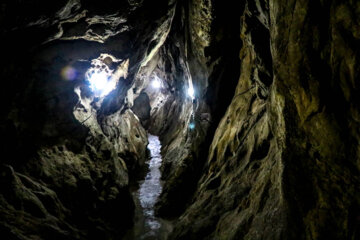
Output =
[
  {"x1": 125, "y1": 134, "x2": 172, "y2": 240},
  {"x1": 1, "y1": 1, "x2": 360, "y2": 240},
  {"x1": 139, "y1": 135, "x2": 163, "y2": 234}
]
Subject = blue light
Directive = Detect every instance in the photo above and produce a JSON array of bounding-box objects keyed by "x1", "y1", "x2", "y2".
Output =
[{"x1": 189, "y1": 122, "x2": 195, "y2": 129}]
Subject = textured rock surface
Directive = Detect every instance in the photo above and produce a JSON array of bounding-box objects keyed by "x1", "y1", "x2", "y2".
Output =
[
  {"x1": 1, "y1": 0, "x2": 360, "y2": 239},
  {"x1": 131, "y1": 92, "x2": 151, "y2": 128},
  {"x1": 167, "y1": 0, "x2": 360, "y2": 240},
  {"x1": 154, "y1": 0, "x2": 243, "y2": 220},
  {"x1": 0, "y1": 0, "x2": 174, "y2": 239}
]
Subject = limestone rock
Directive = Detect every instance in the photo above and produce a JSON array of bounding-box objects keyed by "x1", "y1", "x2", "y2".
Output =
[
  {"x1": 167, "y1": 1, "x2": 360, "y2": 239},
  {"x1": 1, "y1": 0, "x2": 360, "y2": 239}
]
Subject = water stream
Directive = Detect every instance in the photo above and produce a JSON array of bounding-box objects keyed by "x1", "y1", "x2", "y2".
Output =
[
  {"x1": 124, "y1": 134, "x2": 172, "y2": 240},
  {"x1": 139, "y1": 134, "x2": 163, "y2": 237}
]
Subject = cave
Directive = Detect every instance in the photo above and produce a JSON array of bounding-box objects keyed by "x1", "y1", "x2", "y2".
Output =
[{"x1": 0, "y1": 0, "x2": 359, "y2": 239}]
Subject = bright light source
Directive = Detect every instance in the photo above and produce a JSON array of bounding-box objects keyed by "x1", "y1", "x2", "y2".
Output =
[
  {"x1": 87, "y1": 71, "x2": 116, "y2": 97},
  {"x1": 89, "y1": 72, "x2": 108, "y2": 90},
  {"x1": 188, "y1": 84, "x2": 195, "y2": 99},
  {"x1": 189, "y1": 122, "x2": 195, "y2": 129},
  {"x1": 152, "y1": 78, "x2": 161, "y2": 89}
]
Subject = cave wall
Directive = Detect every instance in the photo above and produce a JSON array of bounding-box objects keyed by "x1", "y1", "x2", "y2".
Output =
[
  {"x1": 0, "y1": 0, "x2": 359, "y2": 239},
  {"x1": 271, "y1": 1, "x2": 360, "y2": 239},
  {"x1": 167, "y1": 0, "x2": 360, "y2": 239},
  {"x1": 0, "y1": 0, "x2": 177, "y2": 239},
  {"x1": 154, "y1": 0, "x2": 244, "y2": 220}
]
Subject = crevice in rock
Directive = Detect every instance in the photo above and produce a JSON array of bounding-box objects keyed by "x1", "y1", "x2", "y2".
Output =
[{"x1": 1, "y1": 0, "x2": 360, "y2": 240}]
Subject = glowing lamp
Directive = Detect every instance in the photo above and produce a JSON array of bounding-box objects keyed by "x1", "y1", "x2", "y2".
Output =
[
  {"x1": 88, "y1": 72, "x2": 108, "y2": 90},
  {"x1": 152, "y1": 78, "x2": 161, "y2": 89},
  {"x1": 87, "y1": 71, "x2": 116, "y2": 97},
  {"x1": 188, "y1": 85, "x2": 195, "y2": 99}
]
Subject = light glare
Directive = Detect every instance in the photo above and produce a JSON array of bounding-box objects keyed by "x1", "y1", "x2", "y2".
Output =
[
  {"x1": 188, "y1": 85, "x2": 195, "y2": 99},
  {"x1": 61, "y1": 66, "x2": 77, "y2": 81},
  {"x1": 89, "y1": 72, "x2": 108, "y2": 90},
  {"x1": 152, "y1": 79, "x2": 161, "y2": 89},
  {"x1": 87, "y1": 71, "x2": 116, "y2": 97}
]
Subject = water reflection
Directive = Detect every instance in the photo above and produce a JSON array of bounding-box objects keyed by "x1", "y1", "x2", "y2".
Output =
[
  {"x1": 138, "y1": 134, "x2": 163, "y2": 237},
  {"x1": 124, "y1": 134, "x2": 172, "y2": 240}
]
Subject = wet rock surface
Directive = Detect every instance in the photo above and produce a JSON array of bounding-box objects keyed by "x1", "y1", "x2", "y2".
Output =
[
  {"x1": 124, "y1": 135, "x2": 172, "y2": 240},
  {"x1": 139, "y1": 135, "x2": 163, "y2": 236}
]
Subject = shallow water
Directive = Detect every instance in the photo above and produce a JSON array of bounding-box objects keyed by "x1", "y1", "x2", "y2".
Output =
[
  {"x1": 124, "y1": 134, "x2": 172, "y2": 240},
  {"x1": 139, "y1": 134, "x2": 163, "y2": 236}
]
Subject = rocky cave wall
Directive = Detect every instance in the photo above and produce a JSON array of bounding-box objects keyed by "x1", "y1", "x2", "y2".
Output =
[
  {"x1": 0, "y1": 0, "x2": 360, "y2": 240},
  {"x1": 0, "y1": 0, "x2": 180, "y2": 239},
  {"x1": 166, "y1": 0, "x2": 360, "y2": 240}
]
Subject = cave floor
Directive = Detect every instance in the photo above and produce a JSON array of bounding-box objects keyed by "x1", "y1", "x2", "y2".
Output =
[{"x1": 124, "y1": 134, "x2": 173, "y2": 240}]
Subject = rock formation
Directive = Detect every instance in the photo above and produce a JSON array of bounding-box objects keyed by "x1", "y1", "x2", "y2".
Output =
[{"x1": 0, "y1": 0, "x2": 359, "y2": 239}]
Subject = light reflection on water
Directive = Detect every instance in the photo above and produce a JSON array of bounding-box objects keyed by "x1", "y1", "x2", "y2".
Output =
[
  {"x1": 123, "y1": 134, "x2": 172, "y2": 240},
  {"x1": 138, "y1": 134, "x2": 163, "y2": 237}
]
